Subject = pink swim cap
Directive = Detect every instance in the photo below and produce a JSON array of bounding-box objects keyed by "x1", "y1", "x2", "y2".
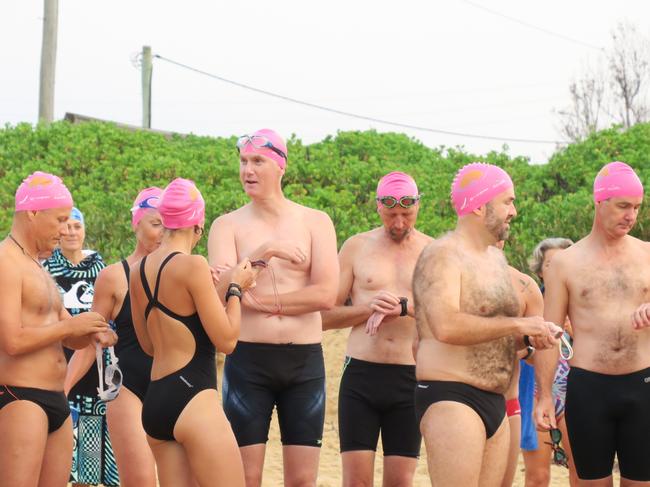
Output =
[
  {"x1": 131, "y1": 187, "x2": 163, "y2": 229},
  {"x1": 376, "y1": 171, "x2": 419, "y2": 208},
  {"x1": 377, "y1": 171, "x2": 418, "y2": 198},
  {"x1": 158, "y1": 178, "x2": 205, "y2": 229},
  {"x1": 15, "y1": 171, "x2": 73, "y2": 212},
  {"x1": 238, "y1": 128, "x2": 288, "y2": 170},
  {"x1": 593, "y1": 161, "x2": 644, "y2": 203},
  {"x1": 451, "y1": 163, "x2": 513, "y2": 216}
]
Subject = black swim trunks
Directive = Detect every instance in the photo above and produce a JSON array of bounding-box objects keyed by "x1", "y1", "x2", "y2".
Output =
[
  {"x1": 414, "y1": 380, "x2": 505, "y2": 439},
  {"x1": 223, "y1": 341, "x2": 325, "y2": 447},
  {"x1": 0, "y1": 385, "x2": 70, "y2": 433},
  {"x1": 565, "y1": 366, "x2": 650, "y2": 481},
  {"x1": 339, "y1": 357, "x2": 420, "y2": 457}
]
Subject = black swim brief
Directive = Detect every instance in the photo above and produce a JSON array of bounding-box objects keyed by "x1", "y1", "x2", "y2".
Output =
[
  {"x1": 0, "y1": 385, "x2": 70, "y2": 433},
  {"x1": 222, "y1": 341, "x2": 325, "y2": 447},
  {"x1": 566, "y1": 366, "x2": 650, "y2": 481},
  {"x1": 414, "y1": 380, "x2": 505, "y2": 439},
  {"x1": 339, "y1": 357, "x2": 421, "y2": 457}
]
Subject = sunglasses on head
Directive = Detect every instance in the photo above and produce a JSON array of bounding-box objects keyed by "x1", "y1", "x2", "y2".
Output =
[
  {"x1": 96, "y1": 344, "x2": 123, "y2": 402},
  {"x1": 545, "y1": 428, "x2": 569, "y2": 468},
  {"x1": 130, "y1": 195, "x2": 159, "y2": 213},
  {"x1": 376, "y1": 195, "x2": 421, "y2": 209},
  {"x1": 236, "y1": 135, "x2": 287, "y2": 161}
]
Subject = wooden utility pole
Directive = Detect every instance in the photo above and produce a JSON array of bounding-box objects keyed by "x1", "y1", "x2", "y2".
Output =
[
  {"x1": 38, "y1": 0, "x2": 59, "y2": 123},
  {"x1": 142, "y1": 46, "x2": 153, "y2": 128}
]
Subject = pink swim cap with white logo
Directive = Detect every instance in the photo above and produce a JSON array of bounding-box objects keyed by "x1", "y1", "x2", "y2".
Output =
[
  {"x1": 450, "y1": 163, "x2": 513, "y2": 216},
  {"x1": 15, "y1": 171, "x2": 73, "y2": 211},
  {"x1": 158, "y1": 178, "x2": 205, "y2": 229},
  {"x1": 593, "y1": 161, "x2": 643, "y2": 203},
  {"x1": 131, "y1": 187, "x2": 163, "y2": 229}
]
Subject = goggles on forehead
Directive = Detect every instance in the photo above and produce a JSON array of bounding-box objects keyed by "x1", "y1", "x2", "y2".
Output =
[
  {"x1": 96, "y1": 344, "x2": 123, "y2": 402},
  {"x1": 130, "y1": 196, "x2": 160, "y2": 213},
  {"x1": 376, "y1": 195, "x2": 422, "y2": 209},
  {"x1": 236, "y1": 135, "x2": 287, "y2": 161}
]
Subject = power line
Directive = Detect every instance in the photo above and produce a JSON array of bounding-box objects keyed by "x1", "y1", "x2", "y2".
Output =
[
  {"x1": 459, "y1": 0, "x2": 604, "y2": 51},
  {"x1": 154, "y1": 54, "x2": 566, "y2": 145}
]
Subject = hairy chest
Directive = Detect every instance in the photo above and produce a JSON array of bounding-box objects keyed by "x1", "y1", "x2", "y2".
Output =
[
  {"x1": 570, "y1": 264, "x2": 650, "y2": 307},
  {"x1": 460, "y1": 261, "x2": 520, "y2": 319}
]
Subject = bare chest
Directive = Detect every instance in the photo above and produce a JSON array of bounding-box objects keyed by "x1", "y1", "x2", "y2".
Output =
[
  {"x1": 460, "y1": 260, "x2": 520, "y2": 318},
  {"x1": 354, "y1": 246, "x2": 419, "y2": 294},
  {"x1": 570, "y1": 263, "x2": 650, "y2": 307},
  {"x1": 22, "y1": 267, "x2": 60, "y2": 316},
  {"x1": 234, "y1": 217, "x2": 313, "y2": 272}
]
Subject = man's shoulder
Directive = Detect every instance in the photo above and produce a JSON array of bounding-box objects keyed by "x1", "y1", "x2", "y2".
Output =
[
  {"x1": 417, "y1": 234, "x2": 458, "y2": 265},
  {"x1": 209, "y1": 205, "x2": 250, "y2": 233},
  {"x1": 340, "y1": 230, "x2": 376, "y2": 254},
  {"x1": 292, "y1": 202, "x2": 333, "y2": 223}
]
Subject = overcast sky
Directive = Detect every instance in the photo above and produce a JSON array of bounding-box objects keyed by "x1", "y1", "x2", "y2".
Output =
[{"x1": 2, "y1": 1, "x2": 649, "y2": 164}]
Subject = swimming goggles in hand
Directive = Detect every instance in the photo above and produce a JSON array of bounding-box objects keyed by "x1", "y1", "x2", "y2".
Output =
[{"x1": 96, "y1": 344, "x2": 123, "y2": 402}]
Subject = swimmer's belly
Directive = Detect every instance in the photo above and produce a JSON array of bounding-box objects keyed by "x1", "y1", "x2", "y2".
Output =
[
  {"x1": 239, "y1": 311, "x2": 322, "y2": 344},
  {"x1": 346, "y1": 319, "x2": 416, "y2": 365},
  {"x1": 570, "y1": 327, "x2": 650, "y2": 375},
  {"x1": 0, "y1": 346, "x2": 67, "y2": 389},
  {"x1": 416, "y1": 339, "x2": 511, "y2": 394}
]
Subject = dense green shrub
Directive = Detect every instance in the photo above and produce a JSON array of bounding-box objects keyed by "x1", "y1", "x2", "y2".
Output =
[{"x1": 0, "y1": 121, "x2": 647, "y2": 273}]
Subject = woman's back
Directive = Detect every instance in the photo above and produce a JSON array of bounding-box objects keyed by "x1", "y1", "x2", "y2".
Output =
[{"x1": 135, "y1": 251, "x2": 215, "y2": 381}]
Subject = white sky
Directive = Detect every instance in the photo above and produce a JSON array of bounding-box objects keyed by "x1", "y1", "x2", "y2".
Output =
[{"x1": 2, "y1": 1, "x2": 649, "y2": 163}]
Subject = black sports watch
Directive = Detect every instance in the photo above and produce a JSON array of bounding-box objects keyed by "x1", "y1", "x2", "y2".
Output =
[
  {"x1": 399, "y1": 297, "x2": 408, "y2": 317},
  {"x1": 225, "y1": 283, "x2": 242, "y2": 302}
]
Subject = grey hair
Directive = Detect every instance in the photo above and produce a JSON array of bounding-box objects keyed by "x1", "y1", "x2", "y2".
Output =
[{"x1": 529, "y1": 237, "x2": 574, "y2": 276}]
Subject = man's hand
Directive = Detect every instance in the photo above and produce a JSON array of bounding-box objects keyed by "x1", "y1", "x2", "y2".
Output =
[
  {"x1": 369, "y1": 290, "x2": 401, "y2": 316},
  {"x1": 67, "y1": 312, "x2": 109, "y2": 337},
  {"x1": 534, "y1": 394, "x2": 557, "y2": 431},
  {"x1": 365, "y1": 312, "x2": 386, "y2": 336},
  {"x1": 632, "y1": 303, "x2": 650, "y2": 329},
  {"x1": 267, "y1": 240, "x2": 307, "y2": 265},
  {"x1": 519, "y1": 316, "x2": 562, "y2": 350}
]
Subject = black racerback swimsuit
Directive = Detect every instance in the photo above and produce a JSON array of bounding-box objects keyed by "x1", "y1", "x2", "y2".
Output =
[{"x1": 139, "y1": 252, "x2": 217, "y2": 441}]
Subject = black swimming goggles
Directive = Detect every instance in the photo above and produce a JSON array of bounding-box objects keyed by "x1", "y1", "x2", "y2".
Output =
[
  {"x1": 545, "y1": 428, "x2": 569, "y2": 468},
  {"x1": 236, "y1": 135, "x2": 287, "y2": 161},
  {"x1": 376, "y1": 195, "x2": 421, "y2": 209}
]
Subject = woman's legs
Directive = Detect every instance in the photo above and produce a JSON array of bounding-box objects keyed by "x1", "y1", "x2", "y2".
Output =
[
  {"x1": 522, "y1": 427, "x2": 553, "y2": 487},
  {"x1": 106, "y1": 387, "x2": 156, "y2": 487},
  {"x1": 174, "y1": 389, "x2": 245, "y2": 487}
]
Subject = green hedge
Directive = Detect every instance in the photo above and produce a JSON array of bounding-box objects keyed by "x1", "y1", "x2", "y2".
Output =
[{"x1": 0, "y1": 121, "x2": 648, "y2": 272}]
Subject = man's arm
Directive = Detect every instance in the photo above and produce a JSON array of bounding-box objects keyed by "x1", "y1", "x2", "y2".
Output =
[
  {"x1": 413, "y1": 242, "x2": 550, "y2": 346},
  {"x1": 208, "y1": 215, "x2": 240, "y2": 303},
  {"x1": 322, "y1": 236, "x2": 372, "y2": 330},
  {"x1": 248, "y1": 211, "x2": 339, "y2": 315},
  {"x1": 0, "y1": 262, "x2": 106, "y2": 355},
  {"x1": 534, "y1": 256, "x2": 568, "y2": 430}
]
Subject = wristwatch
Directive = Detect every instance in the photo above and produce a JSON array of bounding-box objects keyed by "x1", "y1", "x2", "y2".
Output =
[
  {"x1": 225, "y1": 283, "x2": 242, "y2": 302},
  {"x1": 399, "y1": 297, "x2": 408, "y2": 317}
]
